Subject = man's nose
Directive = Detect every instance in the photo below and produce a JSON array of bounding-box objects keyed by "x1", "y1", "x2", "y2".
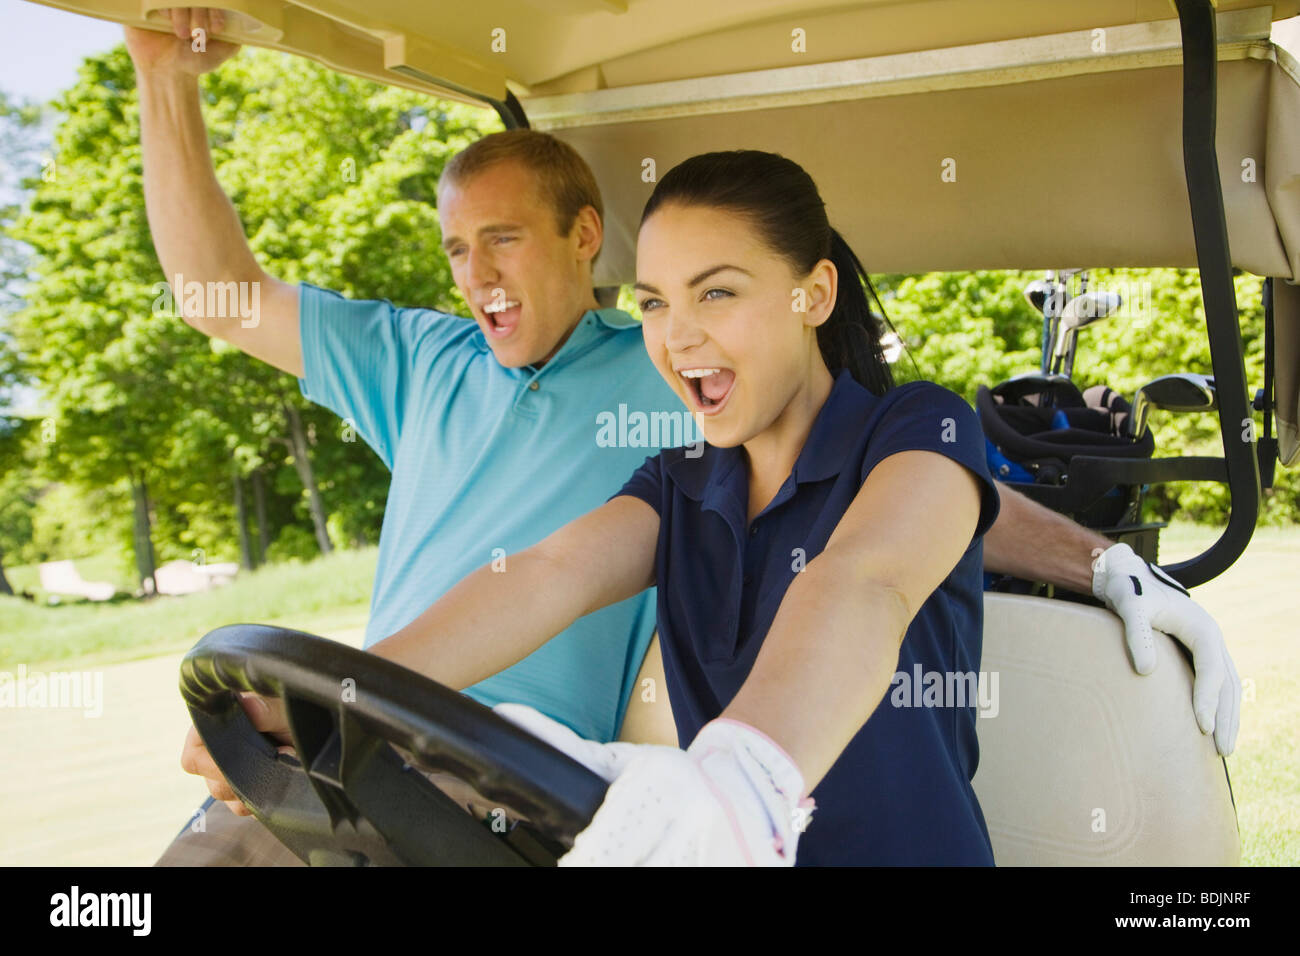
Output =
[{"x1": 466, "y1": 246, "x2": 499, "y2": 289}]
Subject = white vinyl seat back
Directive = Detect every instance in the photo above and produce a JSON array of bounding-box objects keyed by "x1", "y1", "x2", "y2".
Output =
[{"x1": 974, "y1": 593, "x2": 1240, "y2": 865}]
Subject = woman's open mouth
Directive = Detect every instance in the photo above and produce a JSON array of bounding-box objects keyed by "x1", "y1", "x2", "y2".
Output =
[
  {"x1": 483, "y1": 299, "x2": 522, "y2": 338},
  {"x1": 679, "y1": 367, "x2": 736, "y2": 416}
]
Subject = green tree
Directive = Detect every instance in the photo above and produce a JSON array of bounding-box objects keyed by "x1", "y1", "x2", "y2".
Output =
[
  {"x1": 4, "y1": 44, "x2": 498, "y2": 590},
  {"x1": 0, "y1": 417, "x2": 41, "y2": 594}
]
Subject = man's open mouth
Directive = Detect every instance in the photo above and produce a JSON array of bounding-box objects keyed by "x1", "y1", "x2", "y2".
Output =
[
  {"x1": 483, "y1": 299, "x2": 521, "y2": 338},
  {"x1": 679, "y1": 367, "x2": 736, "y2": 415}
]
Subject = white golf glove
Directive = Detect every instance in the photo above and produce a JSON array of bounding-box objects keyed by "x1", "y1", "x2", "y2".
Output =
[
  {"x1": 1091, "y1": 543, "x2": 1241, "y2": 755},
  {"x1": 493, "y1": 704, "x2": 815, "y2": 866},
  {"x1": 492, "y1": 702, "x2": 643, "y2": 780}
]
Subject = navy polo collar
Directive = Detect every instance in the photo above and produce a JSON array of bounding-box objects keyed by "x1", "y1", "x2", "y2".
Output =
[{"x1": 667, "y1": 368, "x2": 878, "y2": 502}]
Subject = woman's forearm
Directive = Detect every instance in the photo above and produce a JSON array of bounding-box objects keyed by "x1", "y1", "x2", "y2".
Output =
[
  {"x1": 721, "y1": 551, "x2": 912, "y2": 793},
  {"x1": 369, "y1": 547, "x2": 582, "y2": 690},
  {"x1": 370, "y1": 496, "x2": 660, "y2": 689}
]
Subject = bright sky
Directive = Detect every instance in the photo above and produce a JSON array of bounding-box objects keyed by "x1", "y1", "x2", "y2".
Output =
[{"x1": 0, "y1": 0, "x2": 123, "y2": 105}]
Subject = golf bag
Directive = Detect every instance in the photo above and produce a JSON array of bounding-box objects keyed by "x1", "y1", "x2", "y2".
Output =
[{"x1": 976, "y1": 376, "x2": 1159, "y2": 592}]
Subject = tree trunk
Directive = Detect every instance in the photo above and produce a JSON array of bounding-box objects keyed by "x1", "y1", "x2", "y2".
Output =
[
  {"x1": 0, "y1": 550, "x2": 13, "y2": 596},
  {"x1": 131, "y1": 471, "x2": 158, "y2": 595},
  {"x1": 233, "y1": 467, "x2": 255, "y2": 570},
  {"x1": 283, "y1": 402, "x2": 332, "y2": 555},
  {"x1": 251, "y1": 467, "x2": 270, "y2": 565}
]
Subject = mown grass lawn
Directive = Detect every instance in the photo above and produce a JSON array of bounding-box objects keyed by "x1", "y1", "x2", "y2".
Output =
[
  {"x1": 1158, "y1": 522, "x2": 1300, "y2": 866},
  {"x1": 0, "y1": 547, "x2": 378, "y2": 670}
]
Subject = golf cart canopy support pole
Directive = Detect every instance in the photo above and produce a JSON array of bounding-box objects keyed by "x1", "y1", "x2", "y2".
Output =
[
  {"x1": 1168, "y1": 0, "x2": 1261, "y2": 589},
  {"x1": 493, "y1": 91, "x2": 530, "y2": 130}
]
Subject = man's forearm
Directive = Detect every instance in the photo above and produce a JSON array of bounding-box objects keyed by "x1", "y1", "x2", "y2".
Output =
[
  {"x1": 983, "y1": 485, "x2": 1111, "y2": 595},
  {"x1": 136, "y1": 70, "x2": 262, "y2": 294}
]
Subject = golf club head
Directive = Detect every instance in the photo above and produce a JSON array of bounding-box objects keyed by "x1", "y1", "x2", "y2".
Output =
[
  {"x1": 1142, "y1": 373, "x2": 1218, "y2": 411},
  {"x1": 1129, "y1": 373, "x2": 1218, "y2": 437},
  {"x1": 1024, "y1": 279, "x2": 1051, "y2": 314},
  {"x1": 1062, "y1": 290, "x2": 1123, "y2": 327},
  {"x1": 1052, "y1": 290, "x2": 1124, "y2": 372}
]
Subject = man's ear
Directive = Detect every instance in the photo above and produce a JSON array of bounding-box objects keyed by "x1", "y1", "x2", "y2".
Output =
[
  {"x1": 803, "y1": 258, "x2": 838, "y2": 329},
  {"x1": 572, "y1": 205, "x2": 604, "y2": 264}
]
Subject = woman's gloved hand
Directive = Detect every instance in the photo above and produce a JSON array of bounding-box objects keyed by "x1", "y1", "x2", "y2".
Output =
[{"x1": 493, "y1": 704, "x2": 814, "y2": 865}]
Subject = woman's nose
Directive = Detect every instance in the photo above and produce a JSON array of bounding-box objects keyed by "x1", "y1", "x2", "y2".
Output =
[{"x1": 663, "y1": 308, "x2": 706, "y2": 352}]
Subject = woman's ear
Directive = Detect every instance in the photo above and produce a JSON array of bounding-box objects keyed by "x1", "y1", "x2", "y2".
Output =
[{"x1": 801, "y1": 258, "x2": 838, "y2": 329}]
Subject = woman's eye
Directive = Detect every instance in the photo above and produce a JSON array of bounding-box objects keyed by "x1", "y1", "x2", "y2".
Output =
[
  {"x1": 703, "y1": 287, "x2": 733, "y2": 301},
  {"x1": 638, "y1": 298, "x2": 663, "y2": 313}
]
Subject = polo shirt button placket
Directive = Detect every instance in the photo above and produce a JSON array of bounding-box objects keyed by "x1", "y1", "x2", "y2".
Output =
[{"x1": 529, "y1": 380, "x2": 540, "y2": 391}]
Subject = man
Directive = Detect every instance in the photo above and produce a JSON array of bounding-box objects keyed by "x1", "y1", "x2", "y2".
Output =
[{"x1": 130, "y1": 9, "x2": 1238, "y2": 867}]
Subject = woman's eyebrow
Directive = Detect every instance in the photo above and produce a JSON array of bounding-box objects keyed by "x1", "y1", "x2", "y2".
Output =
[{"x1": 634, "y1": 264, "x2": 753, "y2": 295}]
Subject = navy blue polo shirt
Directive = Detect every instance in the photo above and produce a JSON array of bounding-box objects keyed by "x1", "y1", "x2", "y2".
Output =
[{"x1": 615, "y1": 370, "x2": 1002, "y2": 865}]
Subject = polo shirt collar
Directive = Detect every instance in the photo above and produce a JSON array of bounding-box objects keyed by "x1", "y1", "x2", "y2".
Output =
[
  {"x1": 538, "y1": 308, "x2": 639, "y2": 370},
  {"x1": 590, "y1": 307, "x2": 640, "y2": 330},
  {"x1": 793, "y1": 369, "x2": 877, "y2": 483},
  {"x1": 666, "y1": 368, "x2": 875, "y2": 501}
]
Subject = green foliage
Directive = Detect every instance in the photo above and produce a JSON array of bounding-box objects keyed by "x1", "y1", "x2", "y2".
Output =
[
  {"x1": 880, "y1": 270, "x2": 1042, "y2": 398},
  {"x1": 28, "y1": 482, "x2": 115, "y2": 559},
  {"x1": 0, "y1": 88, "x2": 46, "y2": 318},
  {"x1": 0, "y1": 417, "x2": 42, "y2": 568},
  {"x1": 266, "y1": 523, "x2": 320, "y2": 564}
]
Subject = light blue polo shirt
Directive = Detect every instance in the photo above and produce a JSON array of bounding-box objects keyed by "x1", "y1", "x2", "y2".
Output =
[{"x1": 296, "y1": 283, "x2": 695, "y2": 743}]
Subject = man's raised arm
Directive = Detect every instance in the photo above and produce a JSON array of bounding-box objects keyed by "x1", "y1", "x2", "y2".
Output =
[{"x1": 126, "y1": 9, "x2": 302, "y2": 377}]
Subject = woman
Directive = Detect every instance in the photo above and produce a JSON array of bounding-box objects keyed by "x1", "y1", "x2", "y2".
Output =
[{"x1": 373, "y1": 150, "x2": 1001, "y2": 866}]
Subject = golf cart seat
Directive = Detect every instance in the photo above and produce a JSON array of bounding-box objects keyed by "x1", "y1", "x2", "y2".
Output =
[
  {"x1": 627, "y1": 598, "x2": 1239, "y2": 866},
  {"x1": 974, "y1": 593, "x2": 1239, "y2": 866}
]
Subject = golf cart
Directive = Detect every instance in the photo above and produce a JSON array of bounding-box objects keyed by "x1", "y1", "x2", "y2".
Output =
[{"x1": 26, "y1": 0, "x2": 1300, "y2": 865}]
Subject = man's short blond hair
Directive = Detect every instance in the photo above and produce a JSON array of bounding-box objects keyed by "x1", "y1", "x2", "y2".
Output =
[{"x1": 439, "y1": 129, "x2": 604, "y2": 238}]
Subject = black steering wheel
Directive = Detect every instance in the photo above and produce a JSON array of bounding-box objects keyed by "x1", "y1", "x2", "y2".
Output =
[{"x1": 180, "y1": 623, "x2": 610, "y2": 866}]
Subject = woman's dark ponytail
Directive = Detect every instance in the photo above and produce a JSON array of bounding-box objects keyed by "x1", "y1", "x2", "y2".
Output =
[
  {"x1": 640, "y1": 150, "x2": 904, "y2": 396},
  {"x1": 821, "y1": 229, "x2": 894, "y2": 396}
]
